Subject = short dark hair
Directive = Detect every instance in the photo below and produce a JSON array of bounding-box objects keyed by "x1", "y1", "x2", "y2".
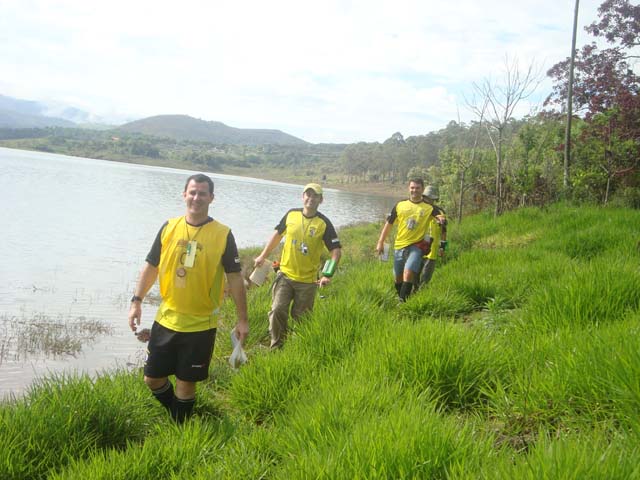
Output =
[
  {"x1": 408, "y1": 177, "x2": 424, "y2": 187},
  {"x1": 184, "y1": 173, "x2": 214, "y2": 194}
]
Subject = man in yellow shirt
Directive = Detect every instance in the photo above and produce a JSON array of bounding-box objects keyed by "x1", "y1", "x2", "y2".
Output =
[
  {"x1": 375, "y1": 178, "x2": 438, "y2": 302},
  {"x1": 128, "y1": 173, "x2": 248, "y2": 423},
  {"x1": 417, "y1": 185, "x2": 448, "y2": 289},
  {"x1": 254, "y1": 183, "x2": 342, "y2": 349}
]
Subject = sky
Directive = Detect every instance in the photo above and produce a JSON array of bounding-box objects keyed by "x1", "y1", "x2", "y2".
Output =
[{"x1": 0, "y1": 0, "x2": 605, "y2": 144}]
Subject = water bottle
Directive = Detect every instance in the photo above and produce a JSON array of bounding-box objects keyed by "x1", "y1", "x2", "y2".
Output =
[
  {"x1": 380, "y1": 243, "x2": 390, "y2": 261},
  {"x1": 322, "y1": 259, "x2": 336, "y2": 277}
]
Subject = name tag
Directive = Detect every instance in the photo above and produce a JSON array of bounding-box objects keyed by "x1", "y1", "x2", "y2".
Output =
[{"x1": 184, "y1": 240, "x2": 197, "y2": 267}]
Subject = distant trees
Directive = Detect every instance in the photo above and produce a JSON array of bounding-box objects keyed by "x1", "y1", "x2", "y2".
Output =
[
  {"x1": 468, "y1": 57, "x2": 543, "y2": 216},
  {"x1": 339, "y1": 0, "x2": 639, "y2": 215},
  {"x1": 337, "y1": 123, "x2": 466, "y2": 186}
]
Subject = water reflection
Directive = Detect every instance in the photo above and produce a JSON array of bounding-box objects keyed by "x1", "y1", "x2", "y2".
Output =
[{"x1": 0, "y1": 147, "x2": 396, "y2": 397}]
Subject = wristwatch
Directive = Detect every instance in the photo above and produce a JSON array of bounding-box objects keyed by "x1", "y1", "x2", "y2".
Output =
[{"x1": 131, "y1": 295, "x2": 143, "y2": 303}]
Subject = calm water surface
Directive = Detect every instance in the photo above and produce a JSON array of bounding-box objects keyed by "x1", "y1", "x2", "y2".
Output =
[{"x1": 0, "y1": 147, "x2": 395, "y2": 398}]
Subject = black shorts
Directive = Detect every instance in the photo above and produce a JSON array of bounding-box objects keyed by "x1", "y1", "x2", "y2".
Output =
[{"x1": 144, "y1": 322, "x2": 217, "y2": 382}]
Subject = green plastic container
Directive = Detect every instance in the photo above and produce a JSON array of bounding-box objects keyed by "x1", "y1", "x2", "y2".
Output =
[{"x1": 322, "y1": 259, "x2": 336, "y2": 277}]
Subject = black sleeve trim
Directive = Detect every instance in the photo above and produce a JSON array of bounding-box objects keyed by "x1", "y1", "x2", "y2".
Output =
[
  {"x1": 145, "y1": 221, "x2": 168, "y2": 267},
  {"x1": 318, "y1": 212, "x2": 342, "y2": 250},
  {"x1": 275, "y1": 209, "x2": 298, "y2": 234},
  {"x1": 386, "y1": 203, "x2": 398, "y2": 224},
  {"x1": 222, "y1": 231, "x2": 242, "y2": 273}
]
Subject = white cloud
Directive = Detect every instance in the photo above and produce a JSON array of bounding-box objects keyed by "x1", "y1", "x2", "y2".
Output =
[{"x1": 0, "y1": 0, "x2": 605, "y2": 142}]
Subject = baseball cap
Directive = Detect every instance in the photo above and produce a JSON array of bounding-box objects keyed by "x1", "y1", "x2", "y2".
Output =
[
  {"x1": 303, "y1": 183, "x2": 323, "y2": 195},
  {"x1": 424, "y1": 185, "x2": 439, "y2": 200}
]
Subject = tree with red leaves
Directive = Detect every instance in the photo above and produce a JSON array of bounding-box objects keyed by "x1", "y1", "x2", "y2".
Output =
[{"x1": 546, "y1": 0, "x2": 639, "y2": 205}]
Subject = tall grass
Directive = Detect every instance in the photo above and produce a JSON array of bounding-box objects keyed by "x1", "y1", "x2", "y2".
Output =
[
  {"x1": 49, "y1": 419, "x2": 235, "y2": 480},
  {"x1": 0, "y1": 371, "x2": 154, "y2": 479},
  {"x1": 483, "y1": 428, "x2": 640, "y2": 479},
  {"x1": 359, "y1": 319, "x2": 507, "y2": 412},
  {"x1": 524, "y1": 257, "x2": 640, "y2": 330},
  {"x1": 2, "y1": 202, "x2": 639, "y2": 479},
  {"x1": 277, "y1": 395, "x2": 497, "y2": 479}
]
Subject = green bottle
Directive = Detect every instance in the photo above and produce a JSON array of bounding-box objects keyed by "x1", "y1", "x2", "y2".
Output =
[{"x1": 322, "y1": 259, "x2": 336, "y2": 277}]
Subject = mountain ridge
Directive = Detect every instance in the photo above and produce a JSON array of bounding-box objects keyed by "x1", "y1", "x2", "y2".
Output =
[
  {"x1": 117, "y1": 114, "x2": 308, "y2": 145},
  {"x1": 0, "y1": 108, "x2": 75, "y2": 128},
  {"x1": 0, "y1": 94, "x2": 308, "y2": 145}
]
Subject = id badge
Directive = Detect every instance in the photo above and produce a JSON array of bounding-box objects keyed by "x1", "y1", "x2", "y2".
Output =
[{"x1": 184, "y1": 240, "x2": 197, "y2": 268}]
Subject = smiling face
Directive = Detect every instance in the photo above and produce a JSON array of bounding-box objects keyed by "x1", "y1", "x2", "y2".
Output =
[
  {"x1": 302, "y1": 189, "x2": 323, "y2": 215},
  {"x1": 183, "y1": 180, "x2": 214, "y2": 222},
  {"x1": 408, "y1": 181, "x2": 425, "y2": 202}
]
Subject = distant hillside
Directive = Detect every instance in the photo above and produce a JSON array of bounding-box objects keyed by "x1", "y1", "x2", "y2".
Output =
[
  {"x1": 0, "y1": 94, "x2": 79, "y2": 128},
  {"x1": 0, "y1": 94, "x2": 109, "y2": 127},
  {"x1": 117, "y1": 114, "x2": 308, "y2": 146},
  {"x1": 0, "y1": 94, "x2": 43, "y2": 116},
  {"x1": 0, "y1": 108, "x2": 75, "y2": 128}
]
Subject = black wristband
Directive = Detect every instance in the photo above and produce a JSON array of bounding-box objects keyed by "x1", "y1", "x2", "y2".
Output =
[{"x1": 131, "y1": 295, "x2": 143, "y2": 303}]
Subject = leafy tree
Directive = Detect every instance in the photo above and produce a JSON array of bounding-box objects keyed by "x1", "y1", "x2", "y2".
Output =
[{"x1": 546, "y1": 0, "x2": 639, "y2": 205}]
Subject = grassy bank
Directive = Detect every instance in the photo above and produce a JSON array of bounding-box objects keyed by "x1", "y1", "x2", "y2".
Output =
[
  {"x1": 2, "y1": 203, "x2": 639, "y2": 479},
  {"x1": 223, "y1": 164, "x2": 408, "y2": 199}
]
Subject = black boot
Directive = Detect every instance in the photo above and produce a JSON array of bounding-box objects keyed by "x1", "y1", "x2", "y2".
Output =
[
  {"x1": 151, "y1": 381, "x2": 174, "y2": 414},
  {"x1": 171, "y1": 397, "x2": 195, "y2": 424},
  {"x1": 399, "y1": 282, "x2": 413, "y2": 302}
]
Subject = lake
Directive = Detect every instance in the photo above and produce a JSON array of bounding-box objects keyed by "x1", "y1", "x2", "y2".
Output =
[{"x1": 0, "y1": 147, "x2": 396, "y2": 399}]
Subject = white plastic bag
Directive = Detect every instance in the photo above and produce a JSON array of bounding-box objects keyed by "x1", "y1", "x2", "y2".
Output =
[{"x1": 229, "y1": 328, "x2": 247, "y2": 369}]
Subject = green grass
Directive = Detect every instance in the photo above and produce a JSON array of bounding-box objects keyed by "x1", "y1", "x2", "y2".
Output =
[
  {"x1": 0, "y1": 372, "x2": 155, "y2": 479},
  {"x1": 2, "y1": 202, "x2": 639, "y2": 478}
]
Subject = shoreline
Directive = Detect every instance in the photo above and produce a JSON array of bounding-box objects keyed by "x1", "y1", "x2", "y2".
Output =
[
  {"x1": 224, "y1": 169, "x2": 406, "y2": 199},
  {"x1": 0, "y1": 144, "x2": 407, "y2": 199}
]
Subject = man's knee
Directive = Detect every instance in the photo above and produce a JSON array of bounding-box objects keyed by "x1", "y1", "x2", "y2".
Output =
[
  {"x1": 270, "y1": 302, "x2": 290, "y2": 324},
  {"x1": 291, "y1": 304, "x2": 312, "y2": 320},
  {"x1": 402, "y1": 269, "x2": 415, "y2": 283},
  {"x1": 175, "y1": 379, "x2": 197, "y2": 400},
  {"x1": 144, "y1": 375, "x2": 167, "y2": 391}
]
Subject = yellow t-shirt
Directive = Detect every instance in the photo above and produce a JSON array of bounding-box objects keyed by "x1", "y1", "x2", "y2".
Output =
[
  {"x1": 425, "y1": 217, "x2": 442, "y2": 260},
  {"x1": 387, "y1": 199, "x2": 434, "y2": 249},
  {"x1": 276, "y1": 209, "x2": 341, "y2": 283},
  {"x1": 155, "y1": 216, "x2": 230, "y2": 332}
]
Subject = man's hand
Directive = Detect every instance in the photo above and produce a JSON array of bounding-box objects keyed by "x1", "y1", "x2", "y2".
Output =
[
  {"x1": 254, "y1": 255, "x2": 265, "y2": 268},
  {"x1": 127, "y1": 263, "x2": 158, "y2": 332},
  {"x1": 438, "y1": 240, "x2": 448, "y2": 257},
  {"x1": 234, "y1": 320, "x2": 249, "y2": 344},
  {"x1": 128, "y1": 302, "x2": 142, "y2": 332},
  {"x1": 227, "y1": 271, "x2": 249, "y2": 344}
]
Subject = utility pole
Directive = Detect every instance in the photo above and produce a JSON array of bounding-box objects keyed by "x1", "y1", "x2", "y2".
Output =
[{"x1": 564, "y1": 0, "x2": 579, "y2": 190}]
